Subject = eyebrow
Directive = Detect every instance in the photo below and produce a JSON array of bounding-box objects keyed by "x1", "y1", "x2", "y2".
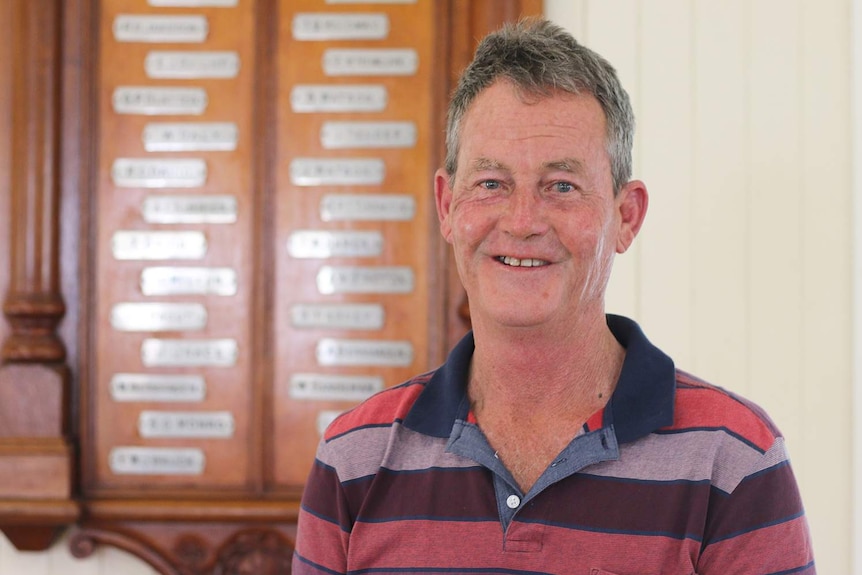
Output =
[
  {"x1": 543, "y1": 158, "x2": 587, "y2": 174},
  {"x1": 468, "y1": 157, "x2": 506, "y2": 172}
]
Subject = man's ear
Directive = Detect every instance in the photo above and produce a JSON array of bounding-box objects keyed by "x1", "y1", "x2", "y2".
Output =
[
  {"x1": 434, "y1": 168, "x2": 455, "y2": 243},
  {"x1": 616, "y1": 179, "x2": 648, "y2": 254}
]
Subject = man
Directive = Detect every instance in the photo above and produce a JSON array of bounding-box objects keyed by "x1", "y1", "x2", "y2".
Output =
[{"x1": 292, "y1": 18, "x2": 815, "y2": 574}]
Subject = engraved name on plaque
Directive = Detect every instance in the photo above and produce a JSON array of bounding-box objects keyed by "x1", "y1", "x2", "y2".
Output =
[
  {"x1": 113, "y1": 87, "x2": 208, "y2": 115},
  {"x1": 109, "y1": 447, "x2": 205, "y2": 475},
  {"x1": 290, "y1": 303, "x2": 384, "y2": 330},
  {"x1": 316, "y1": 338, "x2": 414, "y2": 367},
  {"x1": 113, "y1": 15, "x2": 208, "y2": 43},
  {"x1": 143, "y1": 122, "x2": 238, "y2": 152},
  {"x1": 288, "y1": 230, "x2": 383, "y2": 259},
  {"x1": 290, "y1": 158, "x2": 385, "y2": 186},
  {"x1": 111, "y1": 302, "x2": 208, "y2": 332},
  {"x1": 323, "y1": 48, "x2": 418, "y2": 76},
  {"x1": 138, "y1": 411, "x2": 235, "y2": 439},
  {"x1": 145, "y1": 51, "x2": 241, "y2": 79},
  {"x1": 112, "y1": 158, "x2": 207, "y2": 188},
  {"x1": 111, "y1": 373, "x2": 206, "y2": 402},
  {"x1": 320, "y1": 193, "x2": 415, "y2": 221},
  {"x1": 141, "y1": 267, "x2": 238, "y2": 296},
  {"x1": 112, "y1": 231, "x2": 207, "y2": 261},
  {"x1": 291, "y1": 85, "x2": 387, "y2": 113},
  {"x1": 142, "y1": 338, "x2": 238, "y2": 367},
  {"x1": 143, "y1": 195, "x2": 238, "y2": 224},
  {"x1": 290, "y1": 373, "x2": 384, "y2": 401},
  {"x1": 149, "y1": 0, "x2": 237, "y2": 6},
  {"x1": 321, "y1": 121, "x2": 417, "y2": 149},
  {"x1": 317, "y1": 265, "x2": 414, "y2": 294},
  {"x1": 293, "y1": 13, "x2": 389, "y2": 41}
]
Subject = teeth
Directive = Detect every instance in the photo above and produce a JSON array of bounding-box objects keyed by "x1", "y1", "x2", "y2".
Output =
[{"x1": 500, "y1": 256, "x2": 548, "y2": 267}]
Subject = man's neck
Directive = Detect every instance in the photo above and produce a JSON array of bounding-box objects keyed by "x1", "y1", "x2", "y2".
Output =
[{"x1": 467, "y1": 313, "x2": 624, "y2": 421}]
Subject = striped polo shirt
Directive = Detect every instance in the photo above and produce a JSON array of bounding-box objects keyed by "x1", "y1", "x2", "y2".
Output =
[{"x1": 292, "y1": 315, "x2": 815, "y2": 574}]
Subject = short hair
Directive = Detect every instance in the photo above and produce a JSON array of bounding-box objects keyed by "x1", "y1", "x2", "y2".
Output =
[{"x1": 445, "y1": 18, "x2": 635, "y2": 194}]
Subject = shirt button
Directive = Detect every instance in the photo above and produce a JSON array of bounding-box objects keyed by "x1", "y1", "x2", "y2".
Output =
[{"x1": 506, "y1": 495, "x2": 520, "y2": 509}]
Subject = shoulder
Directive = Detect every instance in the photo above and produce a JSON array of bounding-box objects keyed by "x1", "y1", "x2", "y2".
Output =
[
  {"x1": 667, "y1": 370, "x2": 782, "y2": 454},
  {"x1": 322, "y1": 370, "x2": 434, "y2": 442}
]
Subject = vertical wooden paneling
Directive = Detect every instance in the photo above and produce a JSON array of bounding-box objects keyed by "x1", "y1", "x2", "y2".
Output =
[
  {"x1": 690, "y1": 0, "x2": 749, "y2": 393},
  {"x1": 636, "y1": 0, "x2": 694, "y2": 368},
  {"x1": 747, "y1": 0, "x2": 805, "y2": 452},
  {"x1": 0, "y1": 0, "x2": 11, "y2": 352},
  {"x1": 800, "y1": 2, "x2": 853, "y2": 574},
  {"x1": 582, "y1": 0, "x2": 641, "y2": 319}
]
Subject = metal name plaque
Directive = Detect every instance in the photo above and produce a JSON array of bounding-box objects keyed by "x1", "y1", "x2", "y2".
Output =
[
  {"x1": 317, "y1": 265, "x2": 414, "y2": 294},
  {"x1": 290, "y1": 158, "x2": 384, "y2": 186},
  {"x1": 290, "y1": 303, "x2": 384, "y2": 330},
  {"x1": 143, "y1": 122, "x2": 238, "y2": 152},
  {"x1": 143, "y1": 195, "x2": 238, "y2": 224},
  {"x1": 111, "y1": 373, "x2": 206, "y2": 402},
  {"x1": 109, "y1": 447, "x2": 205, "y2": 475},
  {"x1": 320, "y1": 193, "x2": 415, "y2": 222},
  {"x1": 142, "y1": 338, "x2": 238, "y2": 367},
  {"x1": 149, "y1": 0, "x2": 238, "y2": 5},
  {"x1": 321, "y1": 121, "x2": 416, "y2": 149},
  {"x1": 293, "y1": 13, "x2": 389, "y2": 41},
  {"x1": 141, "y1": 267, "x2": 237, "y2": 296},
  {"x1": 290, "y1": 373, "x2": 383, "y2": 401},
  {"x1": 317, "y1": 410, "x2": 342, "y2": 435},
  {"x1": 111, "y1": 302, "x2": 208, "y2": 332},
  {"x1": 288, "y1": 230, "x2": 383, "y2": 259},
  {"x1": 113, "y1": 87, "x2": 208, "y2": 115},
  {"x1": 145, "y1": 51, "x2": 240, "y2": 79},
  {"x1": 112, "y1": 158, "x2": 207, "y2": 188},
  {"x1": 323, "y1": 49, "x2": 418, "y2": 76},
  {"x1": 316, "y1": 338, "x2": 414, "y2": 367},
  {"x1": 291, "y1": 85, "x2": 387, "y2": 113},
  {"x1": 138, "y1": 411, "x2": 235, "y2": 439},
  {"x1": 112, "y1": 231, "x2": 207, "y2": 261},
  {"x1": 113, "y1": 15, "x2": 208, "y2": 43}
]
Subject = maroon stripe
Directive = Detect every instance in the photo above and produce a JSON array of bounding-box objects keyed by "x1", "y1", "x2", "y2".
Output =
[
  {"x1": 347, "y1": 466, "x2": 498, "y2": 522},
  {"x1": 704, "y1": 462, "x2": 804, "y2": 544}
]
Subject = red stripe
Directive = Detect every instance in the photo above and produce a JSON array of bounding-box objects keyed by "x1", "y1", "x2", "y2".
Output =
[
  {"x1": 669, "y1": 383, "x2": 776, "y2": 451},
  {"x1": 698, "y1": 515, "x2": 814, "y2": 573},
  {"x1": 345, "y1": 519, "x2": 701, "y2": 572},
  {"x1": 324, "y1": 382, "x2": 424, "y2": 440}
]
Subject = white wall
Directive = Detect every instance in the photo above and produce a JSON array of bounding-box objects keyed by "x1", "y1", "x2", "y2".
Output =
[
  {"x1": 1, "y1": 1, "x2": 856, "y2": 573},
  {"x1": 546, "y1": 1, "x2": 855, "y2": 574}
]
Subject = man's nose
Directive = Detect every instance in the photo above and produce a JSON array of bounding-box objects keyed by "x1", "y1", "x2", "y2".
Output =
[{"x1": 499, "y1": 189, "x2": 548, "y2": 238}]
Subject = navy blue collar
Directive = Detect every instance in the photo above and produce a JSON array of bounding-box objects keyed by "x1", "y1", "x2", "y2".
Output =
[{"x1": 402, "y1": 314, "x2": 676, "y2": 445}]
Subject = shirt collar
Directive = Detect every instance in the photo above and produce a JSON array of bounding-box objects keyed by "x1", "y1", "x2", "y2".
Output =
[{"x1": 403, "y1": 314, "x2": 676, "y2": 444}]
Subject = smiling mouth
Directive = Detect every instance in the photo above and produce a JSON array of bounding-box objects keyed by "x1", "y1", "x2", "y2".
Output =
[{"x1": 496, "y1": 256, "x2": 550, "y2": 268}]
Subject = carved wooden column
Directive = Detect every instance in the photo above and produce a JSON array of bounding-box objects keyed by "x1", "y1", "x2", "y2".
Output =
[{"x1": 0, "y1": 0, "x2": 79, "y2": 551}]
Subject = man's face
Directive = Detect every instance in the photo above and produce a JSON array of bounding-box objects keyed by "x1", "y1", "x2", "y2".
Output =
[{"x1": 435, "y1": 80, "x2": 645, "y2": 334}]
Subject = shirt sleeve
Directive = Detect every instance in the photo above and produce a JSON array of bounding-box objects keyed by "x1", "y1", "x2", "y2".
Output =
[
  {"x1": 696, "y1": 438, "x2": 816, "y2": 574},
  {"x1": 291, "y1": 444, "x2": 352, "y2": 575}
]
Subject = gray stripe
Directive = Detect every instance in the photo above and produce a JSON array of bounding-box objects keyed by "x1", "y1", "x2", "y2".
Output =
[
  {"x1": 319, "y1": 423, "x2": 474, "y2": 482},
  {"x1": 583, "y1": 430, "x2": 786, "y2": 494}
]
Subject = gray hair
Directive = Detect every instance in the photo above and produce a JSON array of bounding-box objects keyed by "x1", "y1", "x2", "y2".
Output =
[{"x1": 444, "y1": 18, "x2": 635, "y2": 194}]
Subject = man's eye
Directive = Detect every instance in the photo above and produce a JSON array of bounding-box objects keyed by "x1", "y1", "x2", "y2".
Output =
[
  {"x1": 480, "y1": 180, "x2": 501, "y2": 190},
  {"x1": 553, "y1": 181, "x2": 574, "y2": 193}
]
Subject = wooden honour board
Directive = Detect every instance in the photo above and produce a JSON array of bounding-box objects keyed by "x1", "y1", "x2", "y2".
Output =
[{"x1": 88, "y1": 0, "x2": 437, "y2": 496}]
